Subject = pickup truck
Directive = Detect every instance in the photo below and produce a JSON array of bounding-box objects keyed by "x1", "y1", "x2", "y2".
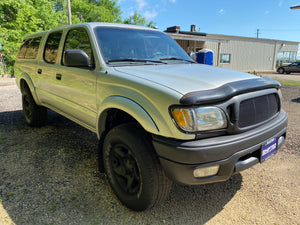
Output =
[{"x1": 14, "y1": 23, "x2": 288, "y2": 211}]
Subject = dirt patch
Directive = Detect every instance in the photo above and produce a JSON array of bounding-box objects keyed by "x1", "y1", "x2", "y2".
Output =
[{"x1": 0, "y1": 78, "x2": 299, "y2": 224}]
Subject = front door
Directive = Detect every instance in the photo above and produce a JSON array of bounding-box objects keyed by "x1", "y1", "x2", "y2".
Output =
[{"x1": 53, "y1": 28, "x2": 97, "y2": 130}]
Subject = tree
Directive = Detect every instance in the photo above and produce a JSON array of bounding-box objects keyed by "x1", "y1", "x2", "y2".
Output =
[
  {"x1": 0, "y1": 0, "x2": 155, "y2": 74},
  {"x1": 123, "y1": 11, "x2": 156, "y2": 28},
  {"x1": 0, "y1": 0, "x2": 59, "y2": 73},
  {"x1": 54, "y1": 0, "x2": 122, "y2": 24}
]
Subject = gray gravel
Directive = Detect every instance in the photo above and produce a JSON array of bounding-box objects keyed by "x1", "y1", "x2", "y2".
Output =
[{"x1": 0, "y1": 78, "x2": 299, "y2": 225}]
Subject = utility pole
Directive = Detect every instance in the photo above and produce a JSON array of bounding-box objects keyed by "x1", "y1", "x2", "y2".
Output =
[
  {"x1": 67, "y1": 0, "x2": 72, "y2": 25},
  {"x1": 256, "y1": 29, "x2": 260, "y2": 39}
]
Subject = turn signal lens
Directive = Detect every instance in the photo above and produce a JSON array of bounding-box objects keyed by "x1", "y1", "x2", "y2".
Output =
[{"x1": 172, "y1": 110, "x2": 186, "y2": 128}]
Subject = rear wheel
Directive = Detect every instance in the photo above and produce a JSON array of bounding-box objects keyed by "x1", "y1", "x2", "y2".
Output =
[
  {"x1": 103, "y1": 123, "x2": 172, "y2": 211},
  {"x1": 22, "y1": 87, "x2": 47, "y2": 126}
]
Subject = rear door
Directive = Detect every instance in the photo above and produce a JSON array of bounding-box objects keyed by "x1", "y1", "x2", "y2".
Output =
[{"x1": 36, "y1": 31, "x2": 63, "y2": 107}]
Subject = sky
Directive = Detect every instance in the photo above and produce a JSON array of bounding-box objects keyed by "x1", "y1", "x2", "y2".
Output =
[{"x1": 118, "y1": 0, "x2": 300, "y2": 59}]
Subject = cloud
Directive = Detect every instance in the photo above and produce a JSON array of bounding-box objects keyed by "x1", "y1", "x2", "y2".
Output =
[
  {"x1": 265, "y1": 10, "x2": 270, "y2": 14},
  {"x1": 135, "y1": 0, "x2": 146, "y2": 10},
  {"x1": 170, "y1": 0, "x2": 176, "y2": 3},
  {"x1": 143, "y1": 9, "x2": 158, "y2": 20},
  {"x1": 278, "y1": 1, "x2": 283, "y2": 7},
  {"x1": 218, "y1": 9, "x2": 225, "y2": 15}
]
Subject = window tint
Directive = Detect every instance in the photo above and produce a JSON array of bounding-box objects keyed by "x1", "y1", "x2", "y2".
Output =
[
  {"x1": 62, "y1": 29, "x2": 94, "y2": 66},
  {"x1": 44, "y1": 32, "x2": 62, "y2": 64},
  {"x1": 94, "y1": 27, "x2": 190, "y2": 63},
  {"x1": 17, "y1": 37, "x2": 41, "y2": 59},
  {"x1": 25, "y1": 38, "x2": 41, "y2": 59},
  {"x1": 17, "y1": 40, "x2": 30, "y2": 59}
]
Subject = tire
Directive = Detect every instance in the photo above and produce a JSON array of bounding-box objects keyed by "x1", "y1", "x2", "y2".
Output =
[
  {"x1": 22, "y1": 87, "x2": 47, "y2": 126},
  {"x1": 103, "y1": 123, "x2": 172, "y2": 211},
  {"x1": 277, "y1": 68, "x2": 284, "y2": 74}
]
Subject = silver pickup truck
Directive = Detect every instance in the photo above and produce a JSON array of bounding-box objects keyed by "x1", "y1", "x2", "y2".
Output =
[{"x1": 14, "y1": 23, "x2": 288, "y2": 211}]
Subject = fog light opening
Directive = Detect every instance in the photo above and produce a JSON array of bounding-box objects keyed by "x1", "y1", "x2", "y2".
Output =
[{"x1": 193, "y1": 165, "x2": 220, "y2": 178}]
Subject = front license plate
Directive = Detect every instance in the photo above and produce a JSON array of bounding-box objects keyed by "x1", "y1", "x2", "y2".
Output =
[{"x1": 261, "y1": 137, "x2": 277, "y2": 162}]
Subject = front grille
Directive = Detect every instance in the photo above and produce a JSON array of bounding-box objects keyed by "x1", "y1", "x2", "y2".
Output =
[{"x1": 238, "y1": 93, "x2": 279, "y2": 128}]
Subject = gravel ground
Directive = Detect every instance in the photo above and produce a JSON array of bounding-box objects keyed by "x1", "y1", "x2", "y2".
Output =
[{"x1": 0, "y1": 77, "x2": 299, "y2": 225}]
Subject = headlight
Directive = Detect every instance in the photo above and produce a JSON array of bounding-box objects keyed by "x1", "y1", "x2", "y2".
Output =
[{"x1": 171, "y1": 106, "x2": 227, "y2": 132}]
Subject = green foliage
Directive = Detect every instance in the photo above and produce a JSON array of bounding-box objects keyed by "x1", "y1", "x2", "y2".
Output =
[
  {"x1": 123, "y1": 11, "x2": 156, "y2": 28},
  {"x1": 0, "y1": 0, "x2": 59, "y2": 73},
  {"x1": 55, "y1": 0, "x2": 122, "y2": 24},
  {"x1": 0, "y1": 0, "x2": 155, "y2": 74},
  {"x1": 280, "y1": 81, "x2": 300, "y2": 86}
]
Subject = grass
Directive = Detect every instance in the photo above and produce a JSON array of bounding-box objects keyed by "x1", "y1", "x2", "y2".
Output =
[{"x1": 280, "y1": 81, "x2": 300, "y2": 86}]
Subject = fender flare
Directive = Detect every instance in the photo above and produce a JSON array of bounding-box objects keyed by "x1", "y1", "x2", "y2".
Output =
[
  {"x1": 96, "y1": 96, "x2": 159, "y2": 139},
  {"x1": 18, "y1": 73, "x2": 41, "y2": 105}
]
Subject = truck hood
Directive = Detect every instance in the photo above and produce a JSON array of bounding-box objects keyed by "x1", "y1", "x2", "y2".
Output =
[{"x1": 114, "y1": 63, "x2": 258, "y2": 95}]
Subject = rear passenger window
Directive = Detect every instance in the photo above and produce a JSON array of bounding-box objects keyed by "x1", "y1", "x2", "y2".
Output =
[
  {"x1": 17, "y1": 37, "x2": 41, "y2": 59},
  {"x1": 62, "y1": 29, "x2": 94, "y2": 66},
  {"x1": 17, "y1": 40, "x2": 30, "y2": 59},
  {"x1": 25, "y1": 38, "x2": 41, "y2": 59},
  {"x1": 44, "y1": 32, "x2": 62, "y2": 64}
]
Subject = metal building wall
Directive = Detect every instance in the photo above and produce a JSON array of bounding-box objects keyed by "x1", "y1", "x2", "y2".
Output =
[
  {"x1": 205, "y1": 38, "x2": 298, "y2": 71},
  {"x1": 168, "y1": 32, "x2": 299, "y2": 72}
]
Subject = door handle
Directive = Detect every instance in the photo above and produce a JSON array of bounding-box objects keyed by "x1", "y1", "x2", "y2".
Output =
[
  {"x1": 37, "y1": 68, "x2": 42, "y2": 74},
  {"x1": 56, "y1": 73, "x2": 62, "y2": 80}
]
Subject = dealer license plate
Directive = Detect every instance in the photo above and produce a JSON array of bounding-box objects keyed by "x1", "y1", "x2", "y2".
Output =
[{"x1": 261, "y1": 137, "x2": 277, "y2": 162}]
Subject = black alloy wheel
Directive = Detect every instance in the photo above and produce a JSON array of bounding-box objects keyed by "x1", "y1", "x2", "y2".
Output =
[
  {"x1": 109, "y1": 143, "x2": 141, "y2": 195},
  {"x1": 102, "y1": 123, "x2": 172, "y2": 211}
]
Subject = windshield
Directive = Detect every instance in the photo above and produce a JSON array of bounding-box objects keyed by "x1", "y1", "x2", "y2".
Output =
[{"x1": 94, "y1": 27, "x2": 193, "y2": 65}]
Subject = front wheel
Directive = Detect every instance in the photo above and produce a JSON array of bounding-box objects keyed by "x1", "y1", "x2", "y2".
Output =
[{"x1": 103, "y1": 123, "x2": 172, "y2": 211}]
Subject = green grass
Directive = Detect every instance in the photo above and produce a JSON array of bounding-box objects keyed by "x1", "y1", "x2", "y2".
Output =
[{"x1": 280, "y1": 81, "x2": 300, "y2": 86}]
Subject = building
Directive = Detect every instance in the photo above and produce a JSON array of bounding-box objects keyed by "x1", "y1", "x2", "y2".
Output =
[{"x1": 165, "y1": 25, "x2": 299, "y2": 72}]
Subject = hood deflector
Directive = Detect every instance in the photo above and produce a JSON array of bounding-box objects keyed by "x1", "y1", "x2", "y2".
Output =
[{"x1": 180, "y1": 78, "x2": 281, "y2": 105}]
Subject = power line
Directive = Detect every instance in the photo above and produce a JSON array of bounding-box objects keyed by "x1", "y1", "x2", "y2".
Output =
[{"x1": 261, "y1": 29, "x2": 300, "y2": 32}]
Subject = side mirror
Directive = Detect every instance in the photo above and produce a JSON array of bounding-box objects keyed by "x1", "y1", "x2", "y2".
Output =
[{"x1": 64, "y1": 49, "x2": 91, "y2": 68}]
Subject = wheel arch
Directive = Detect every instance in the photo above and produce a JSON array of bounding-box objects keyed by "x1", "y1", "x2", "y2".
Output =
[
  {"x1": 19, "y1": 73, "x2": 40, "y2": 104},
  {"x1": 96, "y1": 96, "x2": 159, "y2": 141},
  {"x1": 96, "y1": 96, "x2": 160, "y2": 172}
]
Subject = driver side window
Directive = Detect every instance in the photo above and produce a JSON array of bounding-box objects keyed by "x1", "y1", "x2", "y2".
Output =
[{"x1": 62, "y1": 29, "x2": 94, "y2": 67}]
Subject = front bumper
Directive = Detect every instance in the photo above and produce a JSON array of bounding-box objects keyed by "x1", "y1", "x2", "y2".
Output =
[{"x1": 152, "y1": 110, "x2": 288, "y2": 185}]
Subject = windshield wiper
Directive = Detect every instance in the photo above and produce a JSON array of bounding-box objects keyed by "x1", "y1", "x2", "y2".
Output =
[
  {"x1": 107, "y1": 58, "x2": 167, "y2": 64},
  {"x1": 160, "y1": 57, "x2": 196, "y2": 63}
]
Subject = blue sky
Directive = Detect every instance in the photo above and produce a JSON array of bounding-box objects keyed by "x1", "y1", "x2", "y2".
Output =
[{"x1": 118, "y1": 0, "x2": 300, "y2": 58}]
